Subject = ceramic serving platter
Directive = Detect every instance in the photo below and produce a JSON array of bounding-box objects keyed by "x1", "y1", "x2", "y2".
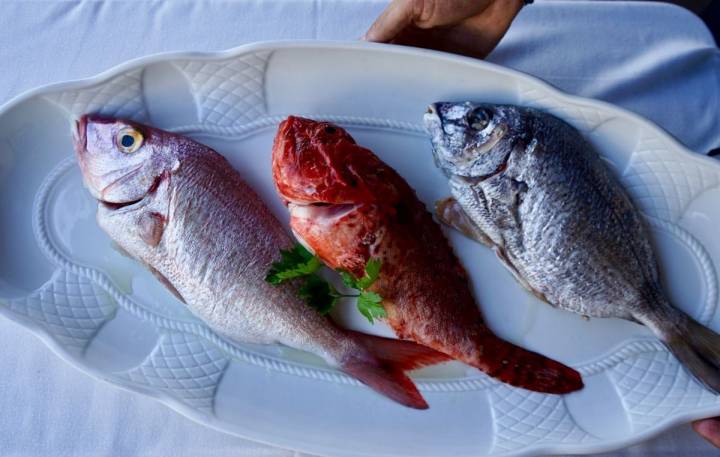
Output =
[{"x1": 1, "y1": 42, "x2": 720, "y2": 457}]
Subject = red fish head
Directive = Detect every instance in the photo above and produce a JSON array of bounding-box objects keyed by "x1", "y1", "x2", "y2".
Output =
[
  {"x1": 272, "y1": 116, "x2": 381, "y2": 206},
  {"x1": 272, "y1": 117, "x2": 400, "y2": 273}
]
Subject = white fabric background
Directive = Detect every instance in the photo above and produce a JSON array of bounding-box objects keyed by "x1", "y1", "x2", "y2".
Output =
[{"x1": 0, "y1": 1, "x2": 718, "y2": 456}]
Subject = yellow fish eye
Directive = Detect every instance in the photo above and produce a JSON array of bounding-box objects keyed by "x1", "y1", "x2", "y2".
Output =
[{"x1": 117, "y1": 127, "x2": 144, "y2": 153}]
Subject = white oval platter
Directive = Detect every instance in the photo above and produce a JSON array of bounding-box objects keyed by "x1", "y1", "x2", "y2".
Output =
[{"x1": 1, "y1": 41, "x2": 719, "y2": 457}]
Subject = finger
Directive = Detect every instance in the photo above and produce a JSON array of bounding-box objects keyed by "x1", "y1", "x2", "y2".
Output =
[
  {"x1": 413, "y1": 0, "x2": 494, "y2": 29},
  {"x1": 365, "y1": 0, "x2": 415, "y2": 42},
  {"x1": 693, "y1": 418, "x2": 720, "y2": 448},
  {"x1": 392, "y1": 25, "x2": 493, "y2": 60},
  {"x1": 461, "y1": 0, "x2": 523, "y2": 58},
  {"x1": 390, "y1": 0, "x2": 523, "y2": 59}
]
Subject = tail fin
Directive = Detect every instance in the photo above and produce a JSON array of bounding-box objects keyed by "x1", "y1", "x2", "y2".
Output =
[
  {"x1": 341, "y1": 332, "x2": 451, "y2": 409},
  {"x1": 472, "y1": 333, "x2": 583, "y2": 394},
  {"x1": 648, "y1": 310, "x2": 720, "y2": 393}
]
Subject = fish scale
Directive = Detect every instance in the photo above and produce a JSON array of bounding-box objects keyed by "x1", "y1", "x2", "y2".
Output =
[{"x1": 426, "y1": 102, "x2": 720, "y2": 393}]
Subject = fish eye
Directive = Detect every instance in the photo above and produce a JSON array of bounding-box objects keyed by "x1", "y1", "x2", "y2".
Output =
[
  {"x1": 324, "y1": 125, "x2": 337, "y2": 134},
  {"x1": 116, "y1": 127, "x2": 144, "y2": 153},
  {"x1": 468, "y1": 108, "x2": 493, "y2": 131}
]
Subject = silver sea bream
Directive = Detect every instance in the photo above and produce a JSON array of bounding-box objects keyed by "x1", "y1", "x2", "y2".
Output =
[
  {"x1": 73, "y1": 115, "x2": 449, "y2": 409},
  {"x1": 425, "y1": 102, "x2": 720, "y2": 392}
]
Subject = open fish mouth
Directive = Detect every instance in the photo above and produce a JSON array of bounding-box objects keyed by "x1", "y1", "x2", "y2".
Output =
[{"x1": 288, "y1": 201, "x2": 360, "y2": 220}]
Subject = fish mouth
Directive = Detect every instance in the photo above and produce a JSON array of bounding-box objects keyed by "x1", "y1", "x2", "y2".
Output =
[
  {"x1": 73, "y1": 114, "x2": 117, "y2": 153},
  {"x1": 73, "y1": 115, "x2": 88, "y2": 153},
  {"x1": 99, "y1": 197, "x2": 144, "y2": 211},
  {"x1": 73, "y1": 115, "x2": 90, "y2": 181},
  {"x1": 423, "y1": 104, "x2": 442, "y2": 135},
  {"x1": 97, "y1": 172, "x2": 168, "y2": 212},
  {"x1": 288, "y1": 201, "x2": 360, "y2": 220},
  {"x1": 423, "y1": 102, "x2": 472, "y2": 130},
  {"x1": 423, "y1": 103, "x2": 461, "y2": 173}
]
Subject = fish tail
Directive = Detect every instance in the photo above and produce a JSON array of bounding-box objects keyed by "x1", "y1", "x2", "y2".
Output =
[
  {"x1": 643, "y1": 308, "x2": 720, "y2": 393},
  {"x1": 473, "y1": 333, "x2": 584, "y2": 394},
  {"x1": 341, "y1": 331, "x2": 451, "y2": 409}
]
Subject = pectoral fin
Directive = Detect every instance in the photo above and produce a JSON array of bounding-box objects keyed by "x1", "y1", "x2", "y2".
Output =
[
  {"x1": 435, "y1": 197, "x2": 493, "y2": 246},
  {"x1": 495, "y1": 247, "x2": 550, "y2": 304},
  {"x1": 148, "y1": 265, "x2": 186, "y2": 304},
  {"x1": 139, "y1": 211, "x2": 166, "y2": 247},
  {"x1": 436, "y1": 198, "x2": 549, "y2": 304}
]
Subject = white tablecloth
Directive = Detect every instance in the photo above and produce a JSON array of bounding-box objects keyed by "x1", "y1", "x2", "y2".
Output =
[{"x1": 0, "y1": 1, "x2": 718, "y2": 456}]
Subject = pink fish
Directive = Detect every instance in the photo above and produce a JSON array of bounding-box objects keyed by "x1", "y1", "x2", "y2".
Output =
[{"x1": 73, "y1": 115, "x2": 450, "y2": 409}]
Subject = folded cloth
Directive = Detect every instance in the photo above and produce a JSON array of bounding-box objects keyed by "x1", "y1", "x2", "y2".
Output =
[
  {"x1": 490, "y1": 1, "x2": 719, "y2": 155},
  {"x1": 0, "y1": 1, "x2": 718, "y2": 456}
]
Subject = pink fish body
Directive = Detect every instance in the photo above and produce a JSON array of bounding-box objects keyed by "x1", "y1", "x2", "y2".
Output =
[{"x1": 73, "y1": 115, "x2": 449, "y2": 409}]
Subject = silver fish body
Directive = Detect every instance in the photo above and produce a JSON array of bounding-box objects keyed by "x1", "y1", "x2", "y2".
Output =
[
  {"x1": 74, "y1": 115, "x2": 448, "y2": 409},
  {"x1": 425, "y1": 102, "x2": 720, "y2": 392}
]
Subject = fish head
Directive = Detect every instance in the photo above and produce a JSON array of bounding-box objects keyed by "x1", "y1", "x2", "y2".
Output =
[
  {"x1": 424, "y1": 102, "x2": 523, "y2": 178},
  {"x1": 272, "y1": 116, "x2": 379, "y2": 206},
  {"x1": 272, "y1": 116, "x2": 394, "y2": 273},
  {"x1": 73, "y1": 115, "x2": 178, "y2": 206}
]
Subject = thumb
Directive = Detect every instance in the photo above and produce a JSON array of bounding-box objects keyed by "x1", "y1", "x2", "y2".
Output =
[
  {"x1": 364, "y1": 0, "x2": 415, "y2": 42},
  {"x1": 693, "y1": 418, "x2": 720, "y2": 448}
]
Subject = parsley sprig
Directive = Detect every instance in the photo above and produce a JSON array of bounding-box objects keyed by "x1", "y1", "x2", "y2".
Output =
[
  {"x1": 266, "y1": 245, "x2": 387, "y2": 324},
  {"x1": 266, "y1": 244, "x2": 321, "y2": 284},
  {"x1": 338, "y1": 259, "x2": 386, "y2": 323}
]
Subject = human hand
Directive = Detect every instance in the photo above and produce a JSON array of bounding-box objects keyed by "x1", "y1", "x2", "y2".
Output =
[
  {"x1": 693, "y1": 418, "x2": 720, "y2": 447},
  {"x1": 364, "y1": 0, "x2": 526, "y2": 59}
]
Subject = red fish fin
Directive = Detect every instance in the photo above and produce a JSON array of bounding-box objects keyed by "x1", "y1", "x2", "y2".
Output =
[
  {"x1": 342, "y1": 332, "x2": 451, "y2": 409},
  {"x1": 349, "y1": 330, "x2": 452, "y2": 371},
  {"x1": 341, "y1": 359, "x2": 428, "y2": 409},
  {"x1": 477, "y1": 334, "x2": 583, "y2": 394}
]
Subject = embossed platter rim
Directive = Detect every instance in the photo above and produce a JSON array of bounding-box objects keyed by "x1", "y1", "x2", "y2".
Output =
[{"x1": 1, "y1": 41, "x2": 720, "y2": 456}]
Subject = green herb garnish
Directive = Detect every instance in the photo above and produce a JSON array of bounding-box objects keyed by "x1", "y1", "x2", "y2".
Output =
[
  {"x1": 340, "y1": 258, "x2": 381, "y2": 290},
  {"x1": 356, "y1": 291, "x2": 385, "y2": 323},
  {"x1": 266, "y1": 244, "x2": 386, "y2": 323},
  {"x1": 298, "y1": 274, "x2": 338, "y2": 315},
  {"x1": 265, "y1": 244, "x2": 321, "y2": 285},
  {"x1": 337, "y1": 259, "x2": 387, "y2": 324}
]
